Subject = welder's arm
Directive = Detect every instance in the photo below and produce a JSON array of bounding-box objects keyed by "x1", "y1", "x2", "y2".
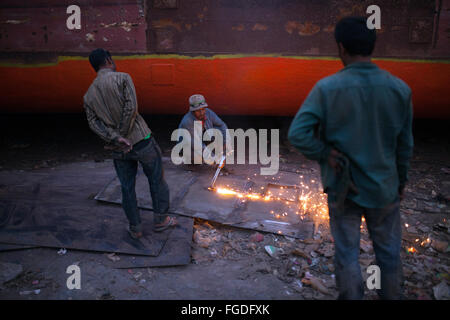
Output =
[
  {"x1": 84, "y1": 102, "x2": 120, "y2": 144},
  {"x1": 118, "y1": 74, "x2": 138, "y2": 138},
  {"x1": 179, "y1": 119, "x2": 215, "y2": 165},
  {"x1": 210, "y1": 110, "x2": 228, "y2": 136},
  {"x1": 288, "y1": 85, "x2": 331, "y2": 162},
  {"x1": 209, "y1": 110, "x2": 232, "y2": 156}
]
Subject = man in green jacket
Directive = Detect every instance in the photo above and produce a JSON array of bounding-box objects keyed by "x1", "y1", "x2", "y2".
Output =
[{"x1": 288, "y1": 17, "x2": 413, "y2": 299}]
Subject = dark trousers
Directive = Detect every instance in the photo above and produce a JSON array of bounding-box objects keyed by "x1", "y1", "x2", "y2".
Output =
[
  {"x1": 113, "y1": 137, "x2": 170, "y2": 232},
  {"x1": 328, "y1": 197, "x2": 404, "y2": 300}
]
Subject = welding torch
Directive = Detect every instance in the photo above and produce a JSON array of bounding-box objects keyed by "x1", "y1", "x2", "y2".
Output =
[{"x1": 209, "y1": 155, "x2": 226, "y2": 190}]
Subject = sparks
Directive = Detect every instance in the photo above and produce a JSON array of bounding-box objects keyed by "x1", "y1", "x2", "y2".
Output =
[
  {"x1": 213, "y1": 181, "x2": 329, "y2": 226},
  {"x1": 407, "y1": 247, "x2": 417, "y2": 253}
]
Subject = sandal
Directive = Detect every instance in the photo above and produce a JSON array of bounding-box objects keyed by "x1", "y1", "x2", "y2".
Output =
[
  {"x1": 127, "y1": 226, "x2": 143, "y2": 239},
  {"x1": 154, "y1": 216, "x2": 177, "y2": 232}
]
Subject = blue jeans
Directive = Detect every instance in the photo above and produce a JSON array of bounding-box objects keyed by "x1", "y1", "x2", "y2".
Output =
[
  {"x1": 113, "y1": 137, "x2": 170, "y2": 233},
  {"x1": 328, "y1": 197, "x2": 403, "y2": 300}
]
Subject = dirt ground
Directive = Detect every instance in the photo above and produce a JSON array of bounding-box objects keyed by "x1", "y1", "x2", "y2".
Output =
[{"x1": 0, "y1": 114, "x2": 449, "y2": 300}]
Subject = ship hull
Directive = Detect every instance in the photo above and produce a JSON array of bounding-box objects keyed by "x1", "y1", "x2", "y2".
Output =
[
  {"x1": 0, "y1": 0, "x2": 449, "y2": 118},
  {"x1": 0, "y1": 55, "x2": 449, "y2": 118}
]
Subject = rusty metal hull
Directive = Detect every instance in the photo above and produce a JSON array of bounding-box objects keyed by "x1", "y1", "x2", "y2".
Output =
[{"x1": 0, "y1": 0, "x2": 449, "y2": 118}]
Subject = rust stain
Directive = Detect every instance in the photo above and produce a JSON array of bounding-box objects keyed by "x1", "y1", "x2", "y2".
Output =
[
  {"x1": 232, "y1": 24, "x2": 245, "y2": 31},
  {"x1": 285, "y1": 21, "x2": 320, "y2": 36},
  {"x1": 252, "y1": 23, "x2": 268, "y2": 31},
  {"x1": 323, "y1": 25, "x2": 335, "y2": 33},
  {"x1": 197, "y1": 13, "x2": 205, "y2": 20},
  {"x1": 336, "y1": 4, "x2": 366, "y2": 21},
  {"x1": 151, "y1": 19, "x2": 183, "y2": 32},
  {"x1": 185, "y1": 23, "x2": 192, "y2": 31},
  {"x1": 1, "y1": 19, "x2": 29, "y2": 25},
  {"x1": 298, "y1": 22, "x2": 320, "y2": 36},
  {"x1": 285, "y1": 21, "x2": 300, "y2": 34},
  {"x1": 203, "y1": 6, "x2": 208, "y2": 12},
  {"x1": 337, "y1": 8, "x2": 353, "y2": 20},
  {"x1": 99, "y1": 21, "x2": 140, "y2": 32}
]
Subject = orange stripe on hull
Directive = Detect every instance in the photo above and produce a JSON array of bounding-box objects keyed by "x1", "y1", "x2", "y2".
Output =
[{"x1": 0, "y1": 57, "x2": 448, "y2": 118}]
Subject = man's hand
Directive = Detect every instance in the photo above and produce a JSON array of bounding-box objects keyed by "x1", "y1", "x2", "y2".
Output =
[
  {"x1": 117, "y1": 136, "x2": 132, "y2": 153},
  {"x1": 328, "y1": 149, "x2": 344, "y2": 174}
]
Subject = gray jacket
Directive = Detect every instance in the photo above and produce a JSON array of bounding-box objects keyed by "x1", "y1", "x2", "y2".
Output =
[{"x1": 178, "y1": 108, "x2": 229, "y2": 163}]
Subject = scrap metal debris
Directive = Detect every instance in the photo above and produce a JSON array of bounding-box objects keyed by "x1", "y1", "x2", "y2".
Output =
[{"x1": 106, "y1": 253, "x2": 121, "y2": 262}]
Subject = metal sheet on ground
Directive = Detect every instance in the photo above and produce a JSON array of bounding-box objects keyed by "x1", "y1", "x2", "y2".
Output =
[
  {"x1": 96, "y1": 167, "x2": 315, "y2": 239},
  {"x1": 95, "y1": 167, "x2": 196, "y2": 210},
  {"x1": 179, "y1": 176, "x2": 252, "y2": 224},
  {"x1": 0, "y1": 243, "x2": 37, "y2": 252},
  {"x1": 0, "y1": 162, "x2": 170, "y2": 256},
  {"x1": 103, "y1": 216, "x2": 193, "y2": 269}
]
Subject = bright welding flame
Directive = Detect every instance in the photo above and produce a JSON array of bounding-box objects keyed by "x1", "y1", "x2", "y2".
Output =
[
  {"x1": 213, "y1": 184, "x2": 329, "y2": 225},
  {"x1": 216, "y1": 187, "x2": 262, "y2": 200},
  {"x1": 216, "y1": 187, "x2": 237, "y2": 195}
]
